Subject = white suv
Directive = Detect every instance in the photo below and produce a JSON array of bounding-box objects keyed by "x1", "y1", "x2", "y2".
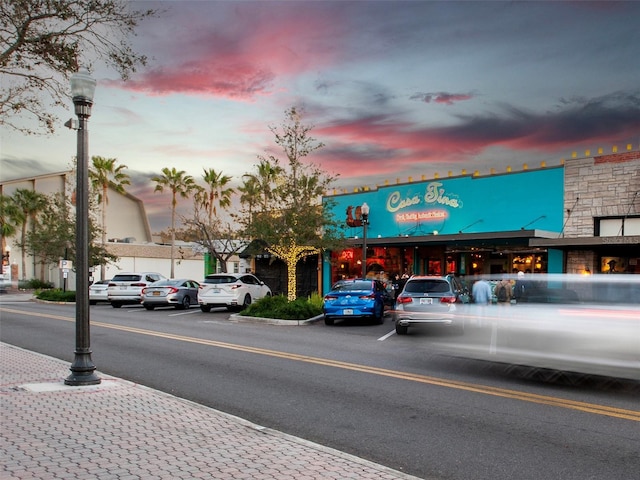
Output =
[
  {"x1": 107, "y1": 272, "x2": 166, "y2": 308},
  {"x1": 198, "y1": 273, "x2": 271, "y2": 312}
]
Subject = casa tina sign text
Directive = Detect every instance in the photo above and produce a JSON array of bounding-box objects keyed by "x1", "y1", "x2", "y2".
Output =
[{"x1": 387, "y1": 182, "x2": 462, "y2": 223}]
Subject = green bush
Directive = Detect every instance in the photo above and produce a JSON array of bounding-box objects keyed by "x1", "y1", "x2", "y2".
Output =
[
  {"x1": 242, "y1": 294, "x2": 323, "y2": 320},
  {"x1": 20, "y1": 278, "x2": 54, "y2": 290},
  {"x1": 36, "y1": 289, "x2": 76, "y2": 302}
]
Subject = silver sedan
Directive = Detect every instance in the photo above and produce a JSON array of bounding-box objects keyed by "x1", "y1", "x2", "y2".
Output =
[{"x1": 141, "y1": 279, "x2": 200, "y2": 310}]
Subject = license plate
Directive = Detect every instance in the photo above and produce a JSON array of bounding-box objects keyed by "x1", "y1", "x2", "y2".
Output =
[
  {"x1": 152, "y1": 291, "x2": 160, "y2": 296},
  {"x1": 419, "y1": 298, "x2": 433, "y2": 305},
  {"x1": 120, "y1": 286, "x2": 127, "y2": 290},
  {"x1": 212, "y1": 289, "x2": 220, "y2": 294},
  {"x1": 343, "y1": 309, "x2": 353, "y2": 315}
]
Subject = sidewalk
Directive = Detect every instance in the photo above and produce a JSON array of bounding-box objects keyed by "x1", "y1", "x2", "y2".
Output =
[{"x1": 0, "y1": 342, "x2": 423, "y2": 480}]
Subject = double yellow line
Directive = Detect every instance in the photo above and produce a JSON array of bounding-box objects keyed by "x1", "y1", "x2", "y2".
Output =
[{"x1": 4, "y1": 306, "x2": 639, "y2": 422}]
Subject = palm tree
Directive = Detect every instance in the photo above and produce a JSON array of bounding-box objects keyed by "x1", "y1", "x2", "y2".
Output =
[
  {"x1": 152, "y1": 167, "x2": 197, "y2": 278},
  {"x1": 246, "y1": 159, "x2": 284, "y2": 212},
  {"x1": 238, "y1": 175, "x2": 260, "y2": 222},
  {"x1": 89, "y1": 156, "x2": 130, "y2": 280},
  {"x1": 199, "y1": 168, "x2": 234, "y2": 222},
  {"x1": 10, "y1": 189, "x2": 48, "y2": 280},
  {"x1": 0, "y1": 194, "x2": 19, "y2": 277}
]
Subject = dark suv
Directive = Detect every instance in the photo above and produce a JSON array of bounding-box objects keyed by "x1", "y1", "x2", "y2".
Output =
[{"x1": 393, "y1": 275, "x2": 468, "y2": 335}]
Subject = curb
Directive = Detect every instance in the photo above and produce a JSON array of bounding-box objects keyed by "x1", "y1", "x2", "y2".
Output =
[{"x1": 229, "y1": 313, "x2": 324, "y2": 326}]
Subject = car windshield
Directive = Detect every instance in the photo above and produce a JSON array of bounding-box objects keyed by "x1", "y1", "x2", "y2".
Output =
[
  {"x1": 332, "y1": 281, "x2": 372, "y2": 292},
  {"x1": 404, "y1": 280, "x2": 450, "y2": 293},
  {"x1": 204, "y1": 276, "x2": 237, "y2": 284},
  {"x1": 112, "y1": 275, "x2": 142, "y2": 282}
]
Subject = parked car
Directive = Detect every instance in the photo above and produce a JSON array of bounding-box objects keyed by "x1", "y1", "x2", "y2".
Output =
[
  {"x1": 107, "y1": 272, "x2": 166, "y2": 308},
  {"x1": 322, "y1": 278, "x2": 390, "y2": 326},
  {"x1": 393, "y1": 275, "x2": 467, "y2": 335},
  {"x1": 141, "y1": 279, "x2": 200, "y2": 310},
  {"x1": 198, "y1": 273, "x2": 272, "y2": 312},
  {"x1": 89, "y1": 279, "x2": 110, "y2": 305}
]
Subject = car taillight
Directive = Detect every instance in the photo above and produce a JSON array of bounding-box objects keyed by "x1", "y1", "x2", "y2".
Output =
[
  {"x1": 141, "y1": 287, "x2": 148, "y2": 294},
  {"x1": 168, "y1": 287, "x2": 179, "y2": 294},
  {"x1": 440, "y1": 296, "x2": 457, "y2": 304},
  {"x1": 131, "y1": 283, "x2": 146, "y2": 287},
  {"x1": 396, "y1": 295, "x2": 412, "y2": 304},
  {"x1": 359, "y1": 294, "x2": 376, "y2": 300},
  {"x1": 230, "y1": 284, "x2": 241, "y2": 290},
  {"x1": 324, "y1": 295, "x2": 337, "y2": 301},
  {"x1": 108, "y1": 283, "x2": 116, "y2": 287}
]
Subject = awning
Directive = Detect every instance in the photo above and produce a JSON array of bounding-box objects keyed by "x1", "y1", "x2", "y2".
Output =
[{"x1": 346, "y1": 229, "x2": 561, "y2": 248}]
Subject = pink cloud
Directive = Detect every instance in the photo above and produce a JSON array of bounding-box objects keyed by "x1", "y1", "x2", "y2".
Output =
[{"x1": 116, "y1": 6, "x2": 346, "y2": 100}]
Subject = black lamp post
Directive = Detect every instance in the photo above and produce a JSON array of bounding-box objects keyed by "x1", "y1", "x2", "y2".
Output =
[
  {"x1": 361, "y1": 202, "x2": 370, "y2": 278},
  {"x1": 65, "y1": 68, "x2": 100, "y2": 386}
]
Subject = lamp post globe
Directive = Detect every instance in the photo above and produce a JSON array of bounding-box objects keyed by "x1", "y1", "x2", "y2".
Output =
[
  {"x1": 361, "y1": 203, "x2": 370, "y2": 279},
  {"x1": 65, "y1": 68, "x2": 100, "y2": 386}
]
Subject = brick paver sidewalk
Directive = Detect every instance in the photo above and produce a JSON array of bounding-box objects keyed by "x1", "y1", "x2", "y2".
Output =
[{"x1": 0, "y1": 343, "x2": 423, "y2": 479}]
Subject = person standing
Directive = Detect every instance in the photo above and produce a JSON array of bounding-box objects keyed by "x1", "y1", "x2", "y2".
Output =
[
  {"x1": 471, "y1": 278, "x2": 492, "y2": 326},
  {"x1": 494, "y1": 277, "x2": 512, "y2": 305},
  {"x1": 472, "y1": 279, "x2": 492, "y2": 305}
]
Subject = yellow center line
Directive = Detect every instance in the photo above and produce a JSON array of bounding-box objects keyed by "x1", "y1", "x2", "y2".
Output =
[{"x1": 3, "y1": 306, "x2": 639, "y2": 421}]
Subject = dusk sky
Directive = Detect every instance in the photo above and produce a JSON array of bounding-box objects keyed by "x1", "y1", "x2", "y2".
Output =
[{"x1": 2, "y1": 0, "x2": 640, "y2": 232}]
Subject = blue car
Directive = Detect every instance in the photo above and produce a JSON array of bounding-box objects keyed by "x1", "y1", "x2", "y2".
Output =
[{"x1": 322, "y1": 278, "x2": 391, "y2": 326}]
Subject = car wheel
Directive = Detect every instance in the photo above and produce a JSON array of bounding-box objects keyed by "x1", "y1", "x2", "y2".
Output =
[
  {"x1": 324, "y1": 316, "x2": 334, "y2": 326},
  {"x1": 395, "y1": 323, "x2": 408, "y2": 335},
  {"x1": 200, "y1": 305, "x2": 211, "y2": 313},
  {"x1": 241, "y1": 294, "x2": 251, "y2": 310},
  {"x1": 111, "y1": 302, "x2": 122, "y2": 309},
  {"x1": 144, "y1": 304, "x2": 154, "y2": 311},
  {"x1": 177, "y1": 296, "x2": 190, "y2": 310},
  {"x1": 373, "y1": 303, "x2": 384, "y2": 324}
]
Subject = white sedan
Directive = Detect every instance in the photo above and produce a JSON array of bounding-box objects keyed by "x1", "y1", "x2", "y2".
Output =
[
  {"x1": 89, "y1": 279, "x2": 110, "y2": 305},
  {"x1": 198, "y1": 273, "x2": 272, "y2": 312}
]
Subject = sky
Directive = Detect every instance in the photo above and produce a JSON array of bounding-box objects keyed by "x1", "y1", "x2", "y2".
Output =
[{"x1": 2, "y1": 0, "x2": 640, "y2": 232}]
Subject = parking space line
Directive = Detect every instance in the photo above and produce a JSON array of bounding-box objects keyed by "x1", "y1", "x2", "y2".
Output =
[{"x1": 378, "y1": 330, "x2": 396, "y2": 341}]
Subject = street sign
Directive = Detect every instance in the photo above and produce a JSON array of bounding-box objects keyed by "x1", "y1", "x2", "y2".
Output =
[{"x1": 59, "y1": 260, "x2": 73, "y2": 270}]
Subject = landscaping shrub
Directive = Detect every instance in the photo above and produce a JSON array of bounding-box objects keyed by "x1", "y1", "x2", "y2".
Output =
[
  {"x1": 36, "y1": 289, "x2": 76, "y2": 303},
  {"x1": 21, "y1": 278, "x2": 54, "y2": 290},
  {"x1": 242, "y1": 294, "x2": 323, "y2": 320}
]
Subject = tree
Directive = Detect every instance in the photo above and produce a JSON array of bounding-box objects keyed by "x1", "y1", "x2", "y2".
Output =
[
  {"x1": 0, "y1": 194, "x2": 19, "y2": 275},
  {"x1": 10, "y1": 188, "x2": 48, "y2": 280},
  {"x1": 179, "y1": 205, "x2": 243, "y2": 275},
  {"x1": 237, "y1": 107, "x2": 344, "y2": 300},
  {"x1": 89, "y1": 156, "x2": 130, "y2": 280},
  {"x1": 0, "y1": 0, "x2": 157, "y2": 134},
  {"x1": 24, "y1": 191, "x2": 116, "y2": 283},
  {"x1": 197, "y1": 168, "x2": 235, "y2": 222},
  {"x1": 152, "y1": 167, "x2": 199, "y2": 278}
]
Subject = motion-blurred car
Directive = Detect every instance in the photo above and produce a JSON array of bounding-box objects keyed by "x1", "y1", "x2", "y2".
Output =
[
  {"x1": 141, "y1": 279, "x2": 200, "y2": 310},
  {"x1": 393, "y1": 275, "x2": 467, "y2": 335},
  {"x1": 89, "y1": 279, "x2": 110, "y2": 305},
  {"x1": 198, "y1": 273, "x2": 272, "y2": 312},
  {"x1": 322, "y1": 278, "x2": 391, "y2": 326},
  {"x1": 107, "y1": 272, "x2": 166, "y2": 308}
]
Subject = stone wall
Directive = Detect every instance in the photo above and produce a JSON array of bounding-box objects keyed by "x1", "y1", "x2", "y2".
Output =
[{"x1": 563, "y1": 151, "x2": 640, "y2": 237}]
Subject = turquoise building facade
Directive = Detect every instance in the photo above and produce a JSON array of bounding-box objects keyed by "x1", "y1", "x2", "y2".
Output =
[{"x1": 322, "y1": 167, "x2": 565, "y2": 292}]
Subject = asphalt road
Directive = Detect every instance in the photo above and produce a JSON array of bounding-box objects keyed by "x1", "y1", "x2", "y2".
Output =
[{"x1": 1, "y1": 299, "x2": 639, "y2": 480}]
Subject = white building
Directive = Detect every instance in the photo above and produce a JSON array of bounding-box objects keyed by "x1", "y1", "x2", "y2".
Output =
[{"x1": 0, "y1": 170, "x2": 247, "y2": 287}]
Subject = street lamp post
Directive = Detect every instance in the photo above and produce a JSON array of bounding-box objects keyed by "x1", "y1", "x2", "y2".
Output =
[
  {"x1": 65, "y1": 69, "x2": 100, "y2": 386},
  {"x1": 361, "y1": 203, "x2": 370, "y2": 278}
]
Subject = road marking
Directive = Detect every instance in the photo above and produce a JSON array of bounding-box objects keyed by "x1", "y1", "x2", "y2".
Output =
[
  {"x1": 3, "y1": 306, "x2": 639, "y2": 422},
  {"x1": 168, "y1": 310, "x2": 201, "y2": 317},
  {"x1": 378, "y1": 330, "x2": 396, "y2": 341}
]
